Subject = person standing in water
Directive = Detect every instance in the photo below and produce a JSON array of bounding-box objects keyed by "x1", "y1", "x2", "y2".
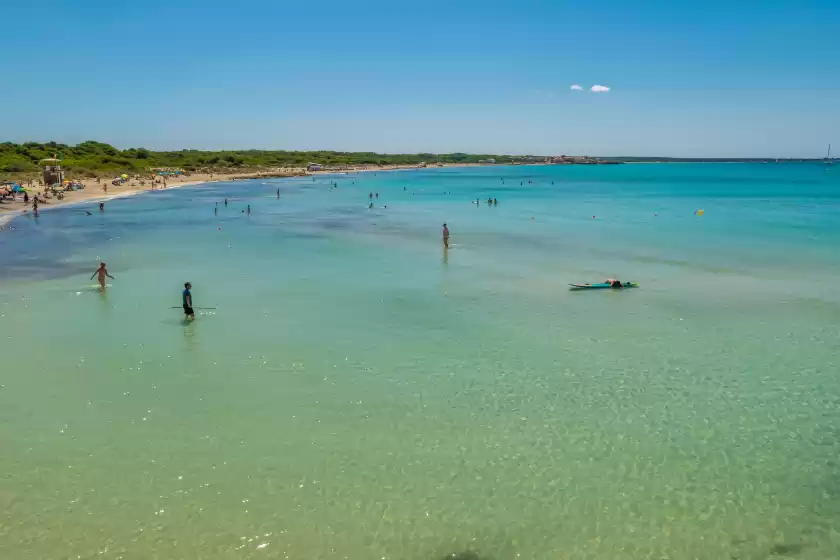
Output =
[
  {"x1": 442, "y1": 223, "x2": 450, "y2": 248},
  {"x1": 224, "y1": 198, "x2": 228, "y2": 207},
  {"x1": 90, "y1": 262, "x2": 115, "y2": 289},
  {"x1": 183, "y1": 282, "x2": 195, "y2": 320},
  {"x1": 99, "y1": 202, "x2": 105, "y2": 212},
  {"x1": 276, "y1": 188, "x2": 280, "y2": 199},
  {"x1": 247, "y1": 205, "x2": 251, "y2": 215}
]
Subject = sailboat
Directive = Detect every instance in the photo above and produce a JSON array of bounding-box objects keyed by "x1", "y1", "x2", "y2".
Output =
[{"x1": 827, "y1": 144, "x2": 833, "y2": 165}]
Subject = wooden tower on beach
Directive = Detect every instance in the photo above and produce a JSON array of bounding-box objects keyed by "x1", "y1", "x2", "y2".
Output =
[{"x1": 40, "y1": 156, "x2": 64, "y2": 186}]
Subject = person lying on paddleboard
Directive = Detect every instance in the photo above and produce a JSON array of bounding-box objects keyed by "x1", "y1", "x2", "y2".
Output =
[{"x1": 606, "y1": 278, "x2": 623, "y2": 288}]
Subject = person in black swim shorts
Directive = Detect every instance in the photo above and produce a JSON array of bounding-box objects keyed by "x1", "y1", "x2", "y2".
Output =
[{"x1": 183, "y1": 282, "x2": 195, "y2": 319}]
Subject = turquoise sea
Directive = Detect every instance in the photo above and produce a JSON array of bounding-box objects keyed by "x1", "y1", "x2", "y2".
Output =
[{"x1": 1, "y1": 163, "x2": 839, "y2": 559}]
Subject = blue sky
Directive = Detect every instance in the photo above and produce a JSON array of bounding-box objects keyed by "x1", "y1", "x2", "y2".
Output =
[{"x1": 1, "y1": 0, "x2": 839, "y2": 157}]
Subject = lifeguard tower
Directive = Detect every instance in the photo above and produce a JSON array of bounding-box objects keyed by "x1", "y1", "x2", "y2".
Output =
[{"x1": 40, "y1": 157, "x2": 64, "y2": 186}]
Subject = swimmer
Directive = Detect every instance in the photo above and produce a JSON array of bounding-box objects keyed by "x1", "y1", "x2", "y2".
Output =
[
  {"x1": 99, "y1": 202, "x2": 105, "y2": 212},
  {"x1": 90, "y1": 262, "x2": 114, "y2": 289},
  {"x1": 224, "y1": 198, "x2": 228, "y2": 207}
]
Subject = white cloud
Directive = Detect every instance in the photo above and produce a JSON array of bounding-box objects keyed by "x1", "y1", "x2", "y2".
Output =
[
  {"x1": 590, "y1": 85, "x2": 611, "y2": 93},
  {"x1": 570, "y1": 84, "x2": 583, "y2": 91}
]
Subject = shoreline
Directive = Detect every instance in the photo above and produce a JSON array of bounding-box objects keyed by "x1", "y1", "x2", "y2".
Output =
[
  {"x1": 0, "y1": 180, "x2": 201, "y2": 229},
  {"x1": 0, "y1": 169, "x2": 306, "y2": 215},
  {"x1": 0, "y1": 162, "x2": 526, "y2": 229}
]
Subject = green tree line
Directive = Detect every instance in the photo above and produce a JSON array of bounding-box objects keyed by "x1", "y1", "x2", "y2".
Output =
[{"x1": 0, "y1": 140, "x2": 524, "y2": 179}]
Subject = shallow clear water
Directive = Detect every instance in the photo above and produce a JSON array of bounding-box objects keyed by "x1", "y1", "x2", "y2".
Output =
[{"x1": 1, "y1": 164, "x2": 839, "y2": 559}]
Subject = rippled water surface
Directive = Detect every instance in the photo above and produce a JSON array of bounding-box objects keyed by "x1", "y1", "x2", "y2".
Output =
[{"x1": 1, "y1": 164, "x2": 840, "y2": 559}]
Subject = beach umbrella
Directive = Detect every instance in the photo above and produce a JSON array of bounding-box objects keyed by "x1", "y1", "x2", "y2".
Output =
[{"x1": 120, "y1": 174, "x2": 129, "y2": 179}]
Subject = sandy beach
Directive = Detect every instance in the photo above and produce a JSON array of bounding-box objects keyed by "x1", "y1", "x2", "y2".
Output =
[
  {"x1": 0, "y1": 162, "x2": 500, "y2": 227},
  {"x1": 0, "y1": 168, "x2": 304, "y2": 219}
]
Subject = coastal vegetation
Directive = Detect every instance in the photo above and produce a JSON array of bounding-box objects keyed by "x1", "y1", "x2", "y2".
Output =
[
  {"x1": 0, "y1": 140, "x2": 525, "y2": 180},
  {"x1": 3, "y1": 141, "x2": 832, "y2": 181}
]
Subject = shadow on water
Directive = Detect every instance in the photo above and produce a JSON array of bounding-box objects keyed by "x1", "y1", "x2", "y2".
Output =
[
  {"x1": 97, "y1": 286, "x2": 109, "y2": 314},
  {"x1": 769, "y1": 543, "x2": 805, "y2": 556},
  {"x1": 441, "y1": 552, "x2": 486, "y2": 560},
  {"x1": 182, "y1": 318, "x2": 199, "y2": 352}
]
